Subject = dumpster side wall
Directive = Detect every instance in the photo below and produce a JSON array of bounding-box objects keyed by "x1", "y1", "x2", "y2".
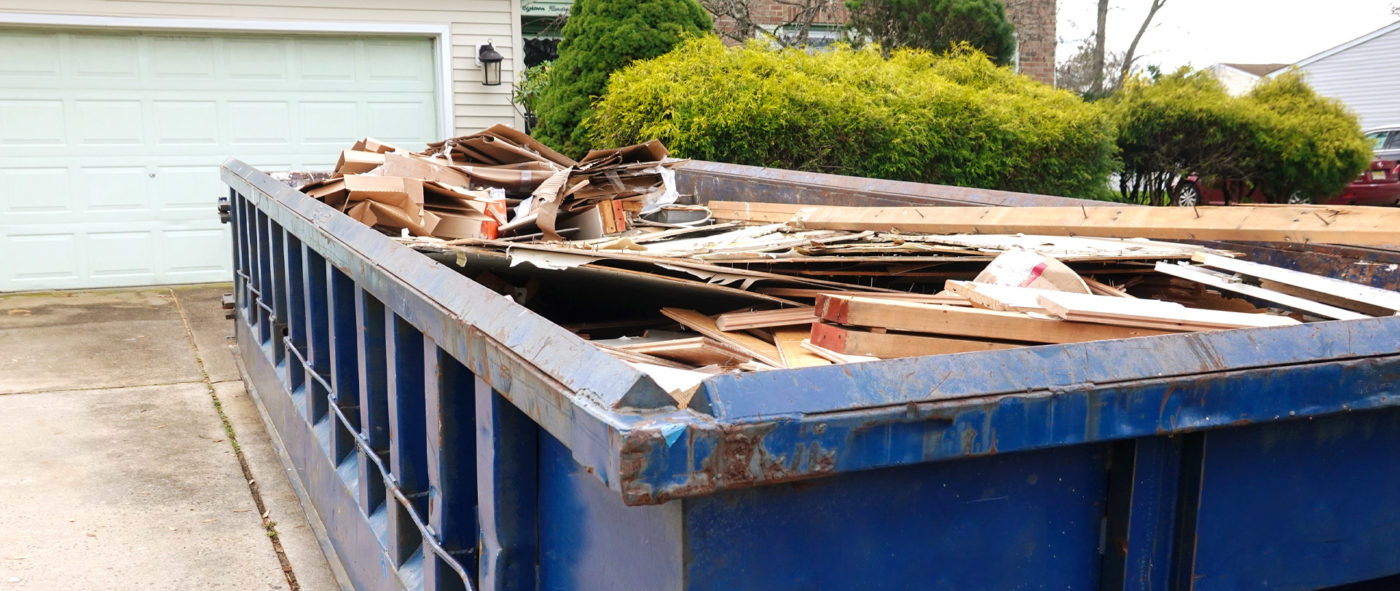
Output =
[{"x1": 680, "y1": 444, "x2": 1111, "y2": 590}]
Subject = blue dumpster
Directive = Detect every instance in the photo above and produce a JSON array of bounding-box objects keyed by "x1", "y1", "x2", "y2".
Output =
[{"x1": 222, "y1": 158, "x2": 1400, "y2": 591}]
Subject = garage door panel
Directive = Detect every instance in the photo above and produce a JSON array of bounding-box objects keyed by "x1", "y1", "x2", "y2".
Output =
[
  {"x1": 5, "y1": 234, "x2": 79, "y2": 284},
  {"x1": 162, "y1": 229, "x2": 230, "y2": 277},
  {"x1": 1, "y1": 100, "x2": 66, "y2": 145},
  {"x1": 298, "y1": 39, "x2": 358, "y2": 81},
  {"x1": 366, "y1": 40, "x2": 436, "y2": 84},
  {"x1": 77, "y1": 166, "x2": 150, "y2": 212},
  {"x1": 0, "y1": 29, "x2": 438, "y2": 291},
  {"x1": 300, "y1": 101, "x2": 361, "y2": 143},
  {"x1": 88, "y1": 231, "x2": 157, "y2": 280},
  {"x1": 227, "y1": 39, "x2": 291, "y2": 81},
  {"x1": 151, "y1": 36, "x2": 218, "y2": 80},
  {"x1": 227, "y1": 101, "x2": 293, "y2": 145},
  {"x1": 73, "y1": 100, "x2": 145, "y2": 145},
  {"x1": 155, "y1": 165, "x2": 223, "y2": 210},
  {"x1": 152, "y1": 100, "x2": 221, "y2": 145},
  {"x1": 0, "y1": 30, "x2": 60, "y2": 77},
  {"x1": 70, "y1": 34, "x2": 142, "y2": 79},
  {"x1": 366, "y1": 100, "x2": 439, "y2": 144},
  {"x1": 2, "y1": 168, "x2": 71, "y2": 214}
]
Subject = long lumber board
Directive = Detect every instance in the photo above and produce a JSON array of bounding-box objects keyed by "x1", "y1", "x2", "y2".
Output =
[
  {"x1": 809, "y1": 321, "x2": 1023, "y2": 358},
  {"x1": 660, "y1": 307, "x2": 785, "y2": 368},
  {"x1": 1154, "y1": 262, "x2": 1367, "y2": 320},
  {"x1": 1035, "y1": 290, "x2": 1300, "y2": 330},
  {"x1": 815, "y1": 294, "x2": 1181, "y2": 344},
  {"x1": 707, "y1": 201, "x2": 1400, "y2": 247},
  {"x1": 715, "y1": 306, "x2": 816, "y2": 331},
  {"x1": 1191, "y1": 253, "x2": 1400, "y2": 314}
]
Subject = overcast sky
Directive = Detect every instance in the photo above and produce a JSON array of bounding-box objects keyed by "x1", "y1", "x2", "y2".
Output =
[{"x1": 1056, "y1": 0, "x2": 1400, "y2": 71}]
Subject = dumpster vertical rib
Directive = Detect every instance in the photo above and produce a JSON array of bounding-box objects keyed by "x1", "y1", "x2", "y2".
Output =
[
  {"x1": 475, "y1": 377, "x2": 539, "y2": 591},
  {"x1": 424, "y1": 343, "x2": 479, "y2": 590}
]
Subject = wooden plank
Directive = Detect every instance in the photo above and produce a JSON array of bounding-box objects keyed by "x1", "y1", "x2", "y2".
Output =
[
  {"x1": 810, "y1": 321, "x2": 1022, "y2": 358},
  {"x1": 1154, "y1": 262, "x2": 1368, "y2": 320},
  {"x1": 1035, "y1": 291, "x2": 1300, "y2": 331},
  {"x1": 774, "y1": 327, "x2": 832, "y2": 368},
  {"x1": 1192, "y1": 253, "x2": 1400, "y2": 314},
  {"x1": 715, "y1": 307, "x2": 816, "y2": 331},
  {"x1": 757, "y1": 287, "x2": 972, "y2": 306},
  {"x1": 800, "y1": 340, "x2": 878, "y2": 364},
  {"x1": 815, "y1": 294, "x2": 1181, "y2": 344},
  {"x1": 614, "y1": 337, "x2": 754, "y2": 366},
  {"x1": 660, "y1": 308, "x2": 785, "y2": 368},
  {"x1": 707, "y1": 201, "x2": 1400, "y2": 247}
]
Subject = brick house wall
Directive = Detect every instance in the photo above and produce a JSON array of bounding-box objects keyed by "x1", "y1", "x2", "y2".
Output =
[
  {"x1": 709, "y1": 0, "x2": 1056, "y2": 85},
  {"x1": 1003, "y1": 0, "x2": 1056, "y2": 85}
]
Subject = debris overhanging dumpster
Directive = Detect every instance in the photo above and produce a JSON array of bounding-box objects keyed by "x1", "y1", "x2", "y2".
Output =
[{"x1": 223, "y1": 128, "x2": 1400, "y2": 591}]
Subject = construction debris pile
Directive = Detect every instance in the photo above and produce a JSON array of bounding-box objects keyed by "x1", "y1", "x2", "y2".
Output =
[
  {"x1": 298, "y1": 125, "x2": 680, "y2": 242},
  {"x1": 296, "y1": 129, "x2": 1400, "y2": 405}
]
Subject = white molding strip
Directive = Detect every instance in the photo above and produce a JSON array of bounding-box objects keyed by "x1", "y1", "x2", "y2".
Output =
[{"x1": 0, "y1": 12, "x2": 456, "y2": 138}]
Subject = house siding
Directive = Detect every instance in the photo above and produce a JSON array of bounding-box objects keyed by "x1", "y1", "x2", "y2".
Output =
[
  {"x1": 0, "y1": 0, "x2": 523, "y2": 135},
  {"x1": 1295, "y1": 24, "x2": 1400, "y2": 130}
]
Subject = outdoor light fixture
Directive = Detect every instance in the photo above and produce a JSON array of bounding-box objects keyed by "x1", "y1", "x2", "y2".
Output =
[{"x1": 477, "y1": 41, "x2": 504, "y2": 86}]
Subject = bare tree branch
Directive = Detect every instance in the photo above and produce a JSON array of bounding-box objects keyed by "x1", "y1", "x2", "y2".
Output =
[
  {"x1": 701, "y1": 0, "x2": 843, "y2": 48},
  {"x1": 1120, "y1": 0, "x2": 1167, "y2": 83},
  {"x1": 1090, "y1": 0, "x2": 1109, "y2": 94}
]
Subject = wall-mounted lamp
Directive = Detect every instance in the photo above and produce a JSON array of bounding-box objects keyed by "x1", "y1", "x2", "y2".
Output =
[{"x1": 476, "y1": 41, "x2": 504, "y2": 86}]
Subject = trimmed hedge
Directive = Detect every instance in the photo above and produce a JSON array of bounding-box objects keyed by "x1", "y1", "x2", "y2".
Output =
[
  {"x1": 1106, "y1": 69, "x2": 1371, "y2": 204},
  {"x1": 586, "y1": 38, "x2": 1118, "y2": 198}
]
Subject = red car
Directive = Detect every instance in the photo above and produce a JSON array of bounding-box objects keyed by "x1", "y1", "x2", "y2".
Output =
[{"x1": 1173, "y1": 125, "x2": 1400, "y2": 206}]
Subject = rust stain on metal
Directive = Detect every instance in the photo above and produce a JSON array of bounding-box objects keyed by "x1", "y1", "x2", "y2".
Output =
[{"x1": 618, "y1": 421, "x2": 837, "y2": 506}]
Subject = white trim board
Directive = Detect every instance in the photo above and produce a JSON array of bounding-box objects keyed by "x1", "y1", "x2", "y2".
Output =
[{"x1": 0, "y1": 12, "x2": 455, "y2": 138}]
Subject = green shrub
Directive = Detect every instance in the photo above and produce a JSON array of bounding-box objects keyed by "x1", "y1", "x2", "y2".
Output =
[
  {"x1": 1245, "y1": 72, "x2": 1372, "y2": 202},
  {"x1": 846, "y1": 0, "x2": 1016, "y2": 66},
  {"x1": 1106, "y1": 69, "x2": 1370, "y2": 204},
  {"x1": 531, "y1": 0, "x2": 712, "y2": 157},
  {"x1": 586, "y1": 38, "x2": 1117, "y2": 198}
]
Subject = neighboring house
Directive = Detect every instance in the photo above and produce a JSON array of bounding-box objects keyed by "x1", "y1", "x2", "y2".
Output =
[
  {"x1": 1288, "y1": 20, "x2": 1400, "y2": 130},
  {"x1": 0, "y1": 2, "x2": 523, "y2": 292},
  {"x1": 1205, "y1": 62, "x2": 1287, "y2": 96},
  {"x1": 1002, "y1": 0, "x2": 1055, "y2": 85}
]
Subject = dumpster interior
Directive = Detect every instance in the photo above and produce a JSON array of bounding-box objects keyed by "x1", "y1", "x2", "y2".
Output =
[{"x1": 282, "y1": 127, "x2": 1400, "y2": 406}]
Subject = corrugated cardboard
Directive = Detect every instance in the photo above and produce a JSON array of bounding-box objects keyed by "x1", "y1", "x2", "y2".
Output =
[
  {"x1": 335, "y1": 150, "x2": 386, "y2": 175},
  {"x1": 352, "y1": 137, "x2": 401, "y2": 154},
  {"x1": 431, "y1": 210, "x2": 497, "y2": 240},
  {"x1": 380, "y1": 153, "x2": 474, "y2": 189}
]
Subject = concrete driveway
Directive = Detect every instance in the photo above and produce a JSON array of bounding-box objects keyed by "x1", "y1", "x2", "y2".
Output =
[{"x1": 0, "y1": 285, "x2": 341, "y2": 591}]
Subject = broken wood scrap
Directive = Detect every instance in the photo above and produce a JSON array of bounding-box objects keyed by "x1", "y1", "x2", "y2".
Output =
[
  {"x1": 659, "y1": 308, "x2": 785, "y2": 368},
  {"x1": 706, "y1": 201, "x2": 1400, "y2": 248},
  {"x1": 814, "y1": 294, "x2": 1181, "y2": 344},
  {"x1": 809, "y1": 321, "x2": 1024, "y2": 358},
  {"x1": 1035, "y1": 291, "x2": 1300, "y2": 331},
  {"x1": 774, "y1": 327, "x2": 832, "y2": 368},
  {"x1": 945, "y1": 280, "x2": 1053, "y2": 313},
  {"x1": 1192, "y1": 253, "x2": 1400, "y2": 315},
  {"x1": 614, "y1": 337, "x2": 754, "y2": 366},
  {"x1": 714, "y1": 306, "x2": 816, "y2": 331},
  {"x1": 1083, "y1": 277, "x2": 1136, "y2": 298},
  {"x1": 801, "y1": 340, "x2": 879, "y2": 364},
  {"x1": 1154, "y1": 262, "x2": 1367, "y2": 321}
]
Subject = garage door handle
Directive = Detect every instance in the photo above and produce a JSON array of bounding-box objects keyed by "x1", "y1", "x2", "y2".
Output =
[{"x1": 217, "y1": 195, "x2": 231, "y2": 224}]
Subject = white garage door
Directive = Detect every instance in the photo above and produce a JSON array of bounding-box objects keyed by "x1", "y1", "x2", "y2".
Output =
[{"x1": 0, "y1": 28, "x2": 440, "y2": 292}]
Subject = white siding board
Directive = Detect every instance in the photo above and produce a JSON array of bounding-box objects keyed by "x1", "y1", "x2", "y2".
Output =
[{"x1": 1296, "y1": 26, "x2": 1400, "y2": 129}]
